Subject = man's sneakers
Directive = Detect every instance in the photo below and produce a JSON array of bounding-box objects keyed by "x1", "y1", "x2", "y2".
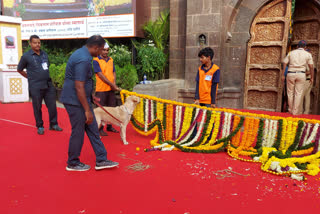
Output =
[
  {"x1": 37, "y1": 125, "x2": 62, "y2": 135},
  {"x1": 66, "y1": 162, "x2": 91, "y2": 171},
  {"x1": 66, "y1": 160, "x2": 119, "y2": 171},
  {"x1": 50, "y1": 125, "x2": 63, "y2": 131},
  {"x1": 95, "y1": 160, "x2": 119, "y2": 170},
  {"x1": 37, "y1": 127, "x2": 44, "y2": 135}
]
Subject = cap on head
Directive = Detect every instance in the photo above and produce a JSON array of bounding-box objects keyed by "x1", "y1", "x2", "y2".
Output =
[
  {"x1": 104, "y1": 42, "x2": 109, "y2": 49},
  {"x1": 298, "y1": 40, "x2": 307, "y2": 48}
]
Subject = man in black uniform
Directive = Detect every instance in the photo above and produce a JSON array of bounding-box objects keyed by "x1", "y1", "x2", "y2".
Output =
[
  {"x1": 17, "y1": 35, "x2": 62, "y2": 135},
  {"x1": 60, "y1": 35, "x2": 119, "y2": 171}
]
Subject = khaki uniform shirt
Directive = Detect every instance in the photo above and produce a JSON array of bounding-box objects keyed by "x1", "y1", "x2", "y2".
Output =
[{"x1": 283, "y1": 48, "x2": 313, "y2": 72}]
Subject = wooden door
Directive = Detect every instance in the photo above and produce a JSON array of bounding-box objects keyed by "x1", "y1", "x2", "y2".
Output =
[
  {"x1": 291, "y1": 0, "x2": 320, "y2": 114},
  {"x1": 243, "y1": 0, "x2": 292, "y2": 111}
]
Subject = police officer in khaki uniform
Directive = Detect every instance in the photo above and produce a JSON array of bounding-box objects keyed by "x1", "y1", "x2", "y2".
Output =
[{"x1": 282, "y1": 40, "x2": 314, "y2": 115}]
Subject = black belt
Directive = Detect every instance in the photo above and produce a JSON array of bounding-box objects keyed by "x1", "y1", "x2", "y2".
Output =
[{"x1": 288, "y1": 71, "x2": 305, "y2": 73}]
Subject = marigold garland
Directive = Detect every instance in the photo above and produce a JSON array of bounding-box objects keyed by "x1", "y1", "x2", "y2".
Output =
[{"x1": 121, "y1": 90, "x2": 320, "y2": 178}]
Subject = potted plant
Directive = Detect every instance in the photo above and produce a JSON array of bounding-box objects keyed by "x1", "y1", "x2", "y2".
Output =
[{"x1": 49, "y1": 63, "x2": 66, "y2": 100}]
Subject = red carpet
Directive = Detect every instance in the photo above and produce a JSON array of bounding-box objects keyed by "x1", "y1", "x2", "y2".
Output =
[{"x1": 1, "y1": 102, "x2": 320, "y2": 214}]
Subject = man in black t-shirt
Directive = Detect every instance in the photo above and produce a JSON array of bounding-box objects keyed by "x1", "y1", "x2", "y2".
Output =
[{"x1": 17, "y1": 35, "x2": 62, "y2": 135}]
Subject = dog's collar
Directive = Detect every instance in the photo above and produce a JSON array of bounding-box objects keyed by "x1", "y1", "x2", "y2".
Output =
[{"x1": 123, "y1": 105, "x2": 133, "y2": 115}]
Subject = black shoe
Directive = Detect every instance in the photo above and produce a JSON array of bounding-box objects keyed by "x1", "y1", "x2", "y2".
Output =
[
  {"x1": 50, "y1": 125, "x2": 63, "y2": 131},
  {"x1": 99, "y1": 129, "x2": 108, "y2": 136},
  {"x1": 107, "y1": 126, "x2": 119, "y2": 133},
  {"x1": 95, "y1": 160, "x2": 119, "y2": 170},
  {"x1": 66, "y1": 162, "x2": 90, "y2": 171},
  {"x1": 37, "y1": 127, "x2": 44, "y2": 135}
]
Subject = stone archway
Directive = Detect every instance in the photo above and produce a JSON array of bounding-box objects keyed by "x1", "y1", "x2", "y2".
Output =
[
  {"x1": 243, "y1": 0, "x2": 320, "y2": 114},
  {"x1": 243, "y1": 0, "x2": 291, "y2": 112}
]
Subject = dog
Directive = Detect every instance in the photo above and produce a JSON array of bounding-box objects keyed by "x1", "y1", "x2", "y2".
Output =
[{"x1": 94, "y1": 95, "x2": 140, "y2": 145}]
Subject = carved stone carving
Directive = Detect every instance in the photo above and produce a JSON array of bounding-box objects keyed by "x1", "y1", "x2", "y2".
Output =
[
  {"x1": 249, "y1": 69, "x2": 280, "y2": 87},
  {"x1": 294, "y1": 4, "x2": 316, "y2": 18},
  {"x1": 244, "y1": 0, "x2": 291, "y2": 111},
  {"x1": 250, "y1": 46, "x2": 282, "y2": 64},
  {"x1": 260, "y1": 2, "x2": 286, "y2": 18},
  {"x1": 293, "y1": 21, "x2": 319, "y2": 41},
  {"x1": 247, "y1": 91, "x2": 278, "y2": 109},
  {"x1": 254, "y1": 23, "x2": 284, "y2": 42}
]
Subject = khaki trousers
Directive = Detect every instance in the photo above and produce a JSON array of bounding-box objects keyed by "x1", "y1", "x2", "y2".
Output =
[
  {"x1": 299, "y1": 80, "x2": 312, "y2": 114},
  {"x1": 286, "y1": 73, "x2": 306, "y2": 115}
]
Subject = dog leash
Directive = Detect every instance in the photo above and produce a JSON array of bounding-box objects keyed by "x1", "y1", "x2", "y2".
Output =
[{"x1": 94, "y1": 101, "x2": 122, "y2": 124}]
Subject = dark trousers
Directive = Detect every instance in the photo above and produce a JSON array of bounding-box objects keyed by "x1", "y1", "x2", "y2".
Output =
[
  {"x1": 95, "y1": 91, "x2": 116, "y2": 107},
  {"x1": 64, "y1": 104, "x2": 107, "y2": 166},
  {"x1": 29, "y1": 84, "x2": 58, "y2": 128},
  {"x1": 200, "y1": 103, "x2": 211, "y2": 107}
]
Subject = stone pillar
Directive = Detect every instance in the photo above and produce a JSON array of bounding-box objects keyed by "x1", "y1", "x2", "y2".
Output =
[
  {"x1": 150, "y1": 0, "x2": 170, "y2": 21},
  {"x1": 184, "y1": 0, "x2": 222, "y2": 89},
  {"x1": 169, "y1": 0, "x2": 187, "y2": 79},
  {"x1": 177, "y1": 0, "x2": 222, "y2": 104}
]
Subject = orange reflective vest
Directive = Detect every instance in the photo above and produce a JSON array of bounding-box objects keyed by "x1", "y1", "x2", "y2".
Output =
[
  {"x1": 198, "y1": 64, "x2": 219, "y2": 104},
  {"x1": 94, "y1": 57, "x2": 115, "y2": 92}
]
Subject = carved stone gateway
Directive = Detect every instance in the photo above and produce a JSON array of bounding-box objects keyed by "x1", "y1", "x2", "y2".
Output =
[
  {"x1": 244, "y1": 0, "x2": 320, "y2": 114},
  {"x1": 244, "y1": 0, "x2": 291, "y2": 111}
]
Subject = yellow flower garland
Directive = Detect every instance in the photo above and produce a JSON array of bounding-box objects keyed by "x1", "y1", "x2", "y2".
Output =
[
  {"x1": 120, "y1": 90, "x2": 320, "y2": 177},
  {"x1": 200, "y1": 112, "x2": 216, "y2": 145},
  {"x1": 207, "y1": 112, "x2": 221, "y2": 146},
  {"x1": 175, "y1": 107, "x2": 193, "y2": 142},
  {"x1": 166, "y1": 104, "x2": 174, "y2": 140}
]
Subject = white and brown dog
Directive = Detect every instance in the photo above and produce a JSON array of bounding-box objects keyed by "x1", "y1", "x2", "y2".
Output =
[{"x1": 94, "y1": 95, "x2": 140, "y2": 145}]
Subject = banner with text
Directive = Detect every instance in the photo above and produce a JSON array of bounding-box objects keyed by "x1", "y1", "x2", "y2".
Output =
[{"x1": 21, "y1": 14, "x2": 135, "y2": 40}]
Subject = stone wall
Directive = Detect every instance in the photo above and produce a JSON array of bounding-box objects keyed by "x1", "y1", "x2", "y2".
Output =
[
  {"x1": 170, "y1": 0, "x2": 272, "y2": 109},
  {"x1": 169, "y1": 0, "x2": 187, "y2": 79},
  {"x1": 184, "y1": 0, "x2": 222, "y2": 89},
  {"x1": 150, "y1": 0, "x2": 170, "y2": 21},
  {"x1": 133, "y1": 79, "x2": 185, "y2": 101}
]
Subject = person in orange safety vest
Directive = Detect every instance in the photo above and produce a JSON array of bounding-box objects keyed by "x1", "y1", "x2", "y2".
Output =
[
  {"x1": 194, "y1": 47, "x2": 220, "y2": 108},
  {"x1": 93, "y1": 42, "x2": 120, "y2": 136}
]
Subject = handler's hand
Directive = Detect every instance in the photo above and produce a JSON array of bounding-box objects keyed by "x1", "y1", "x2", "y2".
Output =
[
  {"x1": 194, "y1": 100, "x2": 200, "y2": 105},
  {"x1": 211, "y1": 104, "x2": 216, "y2": 108},
  {"x1": 92, "y1": 95, "x2": 100, "y2": 103},
  {"x1": 281, "y1": 75, "x2": 285, "y2": 83},
  {"x1": 85, "y1": 111, "x2": 94, "y2": 124},
  {"x1": 310, "y1": 79, "x2": 314, "y2": 86}
]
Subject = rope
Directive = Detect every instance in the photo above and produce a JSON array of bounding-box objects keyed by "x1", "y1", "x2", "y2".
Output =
[{"x1": 94, "y1": 100, "x2": 122, "y2": 124}]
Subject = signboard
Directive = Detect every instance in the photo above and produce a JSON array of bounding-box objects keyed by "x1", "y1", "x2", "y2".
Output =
[
  {"x1": 2, "y1": 0, "x2": 135, "y2": 39},
  {"x1": 21, "y1": 14, "x2": 135, "y2": 40},
  {"x1": 3, "y1": 0, "x2": 133, "y2": 20},
  {"x1": 1, "y1": 27, "x2": 19, "y2": 71}
]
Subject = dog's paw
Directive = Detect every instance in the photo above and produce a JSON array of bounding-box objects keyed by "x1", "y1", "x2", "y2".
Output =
[{"x1": 123, "y1": 141, "x2": 129, "y2": 145}]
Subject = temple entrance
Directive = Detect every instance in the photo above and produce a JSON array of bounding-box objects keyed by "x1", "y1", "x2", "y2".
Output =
[
  {"x1": 291, "y1": 0, "x2": 320, "y2": 114},
  {"x1": 243, "y1": 0, "x2": 320, "y2": 114}
]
